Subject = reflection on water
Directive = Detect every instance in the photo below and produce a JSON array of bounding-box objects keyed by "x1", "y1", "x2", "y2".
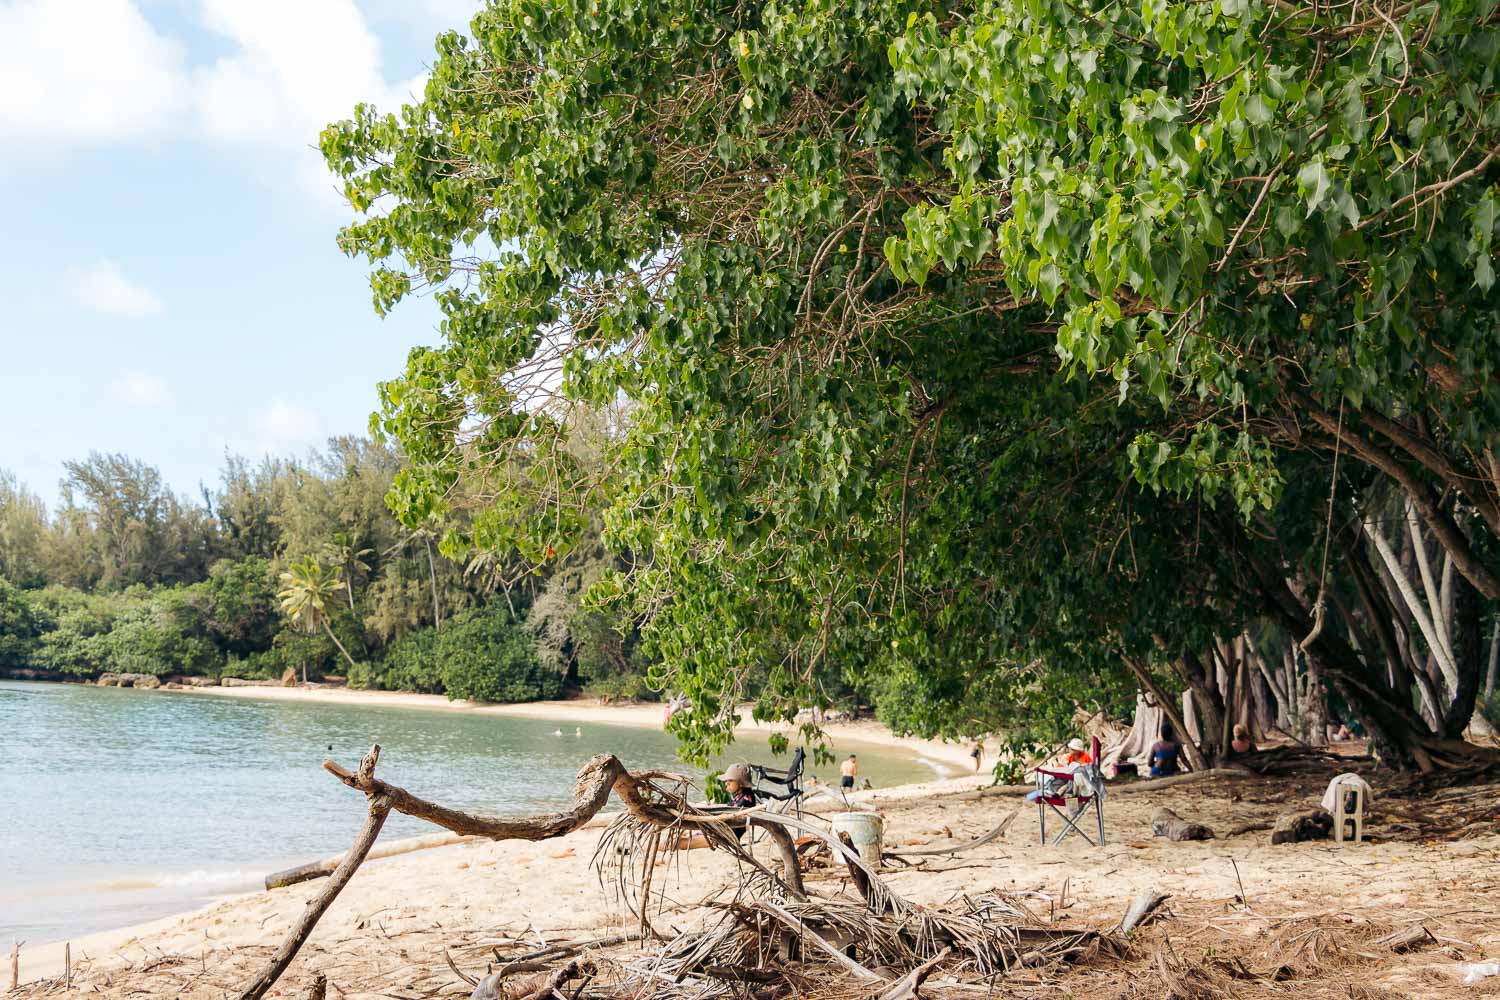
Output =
[{"x1": 0, "y1": 680, "x2": 939, "y2": 943}]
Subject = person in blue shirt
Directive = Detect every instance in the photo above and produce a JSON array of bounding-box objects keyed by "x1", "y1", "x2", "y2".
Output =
[{"x1": 1149, "y1": 723, "x2": 1183, "y2": 778}]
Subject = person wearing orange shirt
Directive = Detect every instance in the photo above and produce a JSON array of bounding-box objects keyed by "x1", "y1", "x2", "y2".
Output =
[{"x1": 1063, "y1": 738, "x2": 1092, "y2": 766}]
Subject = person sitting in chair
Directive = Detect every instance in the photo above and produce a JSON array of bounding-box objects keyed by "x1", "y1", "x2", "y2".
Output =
[
  {"x1": 1063, "y1": 738, "x2": 1093, "y2": 766},
  {"x1": 721, "y1": 763, "x2": 757, "y2": 809},
  {"x1": 1149, "y1": 724, "x2": 1182, "y2": 778}
]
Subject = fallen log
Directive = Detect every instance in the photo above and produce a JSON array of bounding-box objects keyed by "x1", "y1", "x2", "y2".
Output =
[
  {"x1": 1270, "y1": 808, "x2": 1333, "y2": 845},
  {"x1": 1110, "y1": 767, "x2": 1256, "y2": 794},
  {"x1": 1150, "y1": 807, "x2": 1214, "y2": 842},
  {"x1": 265, "y1": 831, "x2": 478, "y2": 889}
]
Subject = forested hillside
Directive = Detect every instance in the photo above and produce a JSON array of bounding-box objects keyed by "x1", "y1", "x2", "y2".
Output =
[{"x1": 0, "y1": 440, "x2": 648, "y2": 702}]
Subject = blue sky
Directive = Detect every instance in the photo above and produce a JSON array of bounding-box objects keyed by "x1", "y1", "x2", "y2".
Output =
[{"x1": 0, "y1": 0, "x2": 480, "y2": 506}]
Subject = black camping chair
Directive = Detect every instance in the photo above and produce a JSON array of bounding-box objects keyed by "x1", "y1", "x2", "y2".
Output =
[{"x1": 751, "y1": 747, "x2": 806, "y2": 818}]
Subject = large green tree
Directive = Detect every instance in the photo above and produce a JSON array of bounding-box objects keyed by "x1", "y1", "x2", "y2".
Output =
[{"x1": 324, "y1": 0, "x2": 1500, "y2": 768}]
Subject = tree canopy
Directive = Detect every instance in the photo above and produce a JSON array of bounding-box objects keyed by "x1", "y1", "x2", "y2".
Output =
[{"x1": 322, "y1": 0, "x2": 1500, "y2": 768}]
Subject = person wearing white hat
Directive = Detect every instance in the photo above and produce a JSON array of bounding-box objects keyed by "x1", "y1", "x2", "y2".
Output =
[
  {"x1": 719, "y1": 762, "x2": 757, "y2": 809},
  {"x1": 1063, "y1": 738, "x2": 1092, "y2": 766}
]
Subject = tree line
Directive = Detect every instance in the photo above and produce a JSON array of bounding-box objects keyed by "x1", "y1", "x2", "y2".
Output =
[
  {"x1": 0, "y1": 441, "x2": 649, "y2": 702},
  {"x1": 314, "y1": 0, "x2": 1500, "y2": 769}
]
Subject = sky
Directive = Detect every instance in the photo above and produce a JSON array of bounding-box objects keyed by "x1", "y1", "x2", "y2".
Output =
[{"x1": 0, "y1": 0, "x2": 482, "y2": 507}]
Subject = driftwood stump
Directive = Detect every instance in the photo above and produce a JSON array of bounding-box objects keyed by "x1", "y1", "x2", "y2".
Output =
[
  {"x1": 1270, "y1": 807, "x2": 1333, "y2": 844},
  {"x1": 1150, "y1": 807, "x2": 1215, "y2": 841}
]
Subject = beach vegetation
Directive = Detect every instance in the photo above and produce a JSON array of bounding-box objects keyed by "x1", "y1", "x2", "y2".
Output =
[{"x1": 317, "y1": 0, "x2": 1500, "y2": 769}]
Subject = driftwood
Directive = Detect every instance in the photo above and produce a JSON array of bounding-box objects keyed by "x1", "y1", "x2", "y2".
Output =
[
  {"x1": 238, "y1": 748, "x2": 394, "y2": 1000},
  {"x1": 1270, "y1": 808, "x2": 1334, "y2": 845},
  {"x1": 472, "y1": 957, "x2": 594, "y2": 1000},
  {"x1": 1376, "y1": 924, "x2": 1435, "y2": 953},
  {"x1": 241, "y1": 748, "x2": 886, "y2": 999},
  {"x1": 874, "y1": 947, "x2": 951, "y2": 1000},
  {"x1": 1110, "y1": 767, "x2": 1255, "y2": 794},
  {"x1": 265, "y1": 831, "x2": 477, "y2": 888},
  {"x1": 1119, "y1": 886, "x2": 1171, "y2": 934},
  {"x1": 882, "y1": 806, "x2": 1022, "y2": 858},
  {"x1": 1150, "y1": 807, "x2": 1215, "y2": 841}
]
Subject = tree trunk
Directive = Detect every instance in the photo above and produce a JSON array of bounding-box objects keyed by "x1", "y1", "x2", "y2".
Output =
[
  {"x1": 322, "y1": 620, "x2": 358, "y2": 673},
  {"x1": 1122, "y1": 656, "x2": 1208, "y2": 772},
  {"x1": 1174, "y1": 650, "x2": 1224, "y2": 762},
  {"x1": 425, "y1": 537, "x2": 442, "y2": 631},
  {"x1": 1486, "y1": 623, "x2": 1499, "y2": 700},
  {"x1": 1366, "y1": 515, "x2": 1461, "y2": 692},
  {"x1": 1440, "y1": 570, "x2": 1483, "y2": 737},
  {"x1": 1298, "y1": 651, "x2": 1330, "y2": 746}
]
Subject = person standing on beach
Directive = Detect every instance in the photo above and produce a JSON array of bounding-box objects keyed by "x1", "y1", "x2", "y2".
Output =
[{"x1": 839, "y1": 754, "x2": 858, "y2": 790}]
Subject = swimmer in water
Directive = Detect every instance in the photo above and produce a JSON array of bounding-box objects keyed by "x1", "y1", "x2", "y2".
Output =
[
  {"x1": 553, "y1": 728, "x2": 564, "y2": 736},
  {"x1": 575, "y1": 727, "x2": 582, "y2": 736}
]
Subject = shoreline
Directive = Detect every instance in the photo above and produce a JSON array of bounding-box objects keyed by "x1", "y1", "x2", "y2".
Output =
[
  {"x1": 13, "y1": 683, "x2": 988, "y2": 983},
  {"x1": 172, "y1": 682, "x2": 981, "y2": 771}
]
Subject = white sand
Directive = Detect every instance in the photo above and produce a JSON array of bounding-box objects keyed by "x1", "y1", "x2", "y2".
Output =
[
  {"x1": 17, "y1": 688, "x2": 986, "y2": 987},
  {"x1": 177, "y1": 684, "x2": 981, "y2": 772},
  {"x1": 20, "y1": 770, "x2": 1500, "y2": 997}
]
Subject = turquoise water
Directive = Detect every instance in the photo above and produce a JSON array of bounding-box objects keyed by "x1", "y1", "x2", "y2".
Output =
[{"x1": 0, "y1": 681, "x2": 941, "y2": 944}]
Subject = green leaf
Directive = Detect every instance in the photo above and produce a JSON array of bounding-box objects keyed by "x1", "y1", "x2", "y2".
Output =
[{"x1": 1297, "y1": 160, "x2": 1332, "y2": 214}]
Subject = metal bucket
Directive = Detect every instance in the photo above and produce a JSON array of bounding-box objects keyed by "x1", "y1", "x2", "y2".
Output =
[{"x1": 830, "y1": 811, "x2": 884, "y2": 866}]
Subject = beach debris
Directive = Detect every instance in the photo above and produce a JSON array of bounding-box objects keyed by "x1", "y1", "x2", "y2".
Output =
[
  {"x1": 1118, "y1": 886, "x2": 1170, "y2": 934},
  {"x1": 242, "y1": 745, "x2": 1130, "y2": 1000},
  {"x1": 1462, "y1": 962, "x2": 1500, "y2": 984},
  {"x1": 302, "y1": 973, "x2": 327, "y2": 999},
  {"x1": 1270, "y1": 808, "x2": 1334, "y2": 844},
  {"x1": 265, "y1": 831, "x2": 477, "y2": 889},
  {"x1": 1374, "y1": 923, "x2": 1435, "y2": 953},
  {"x1": 1149, "y1": 807, "x2": 1215, "y2": 841},
  {"x1": 882, "y1": 806, "x2": 1022, "y2": 858}
]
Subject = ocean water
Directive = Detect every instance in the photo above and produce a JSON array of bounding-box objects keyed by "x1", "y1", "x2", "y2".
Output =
[{"x1": 0, "y1": 681, "x2": 942, "y2": 944}]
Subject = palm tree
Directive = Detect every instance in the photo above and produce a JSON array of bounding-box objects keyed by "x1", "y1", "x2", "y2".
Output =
[
  {"x1": 324, "y1": 531, "x2": 374, "y2": 611},
  {"x1": 278, "y1": 556, "x2": 358, "y2": 677}
]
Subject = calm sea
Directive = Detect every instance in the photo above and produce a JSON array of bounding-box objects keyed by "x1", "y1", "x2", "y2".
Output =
[{"x1": 0, "y1": 680, "x2": 941, "y2": 944}]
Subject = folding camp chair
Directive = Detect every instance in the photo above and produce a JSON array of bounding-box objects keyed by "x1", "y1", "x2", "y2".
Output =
[
  {"x1": 751, "y1": 747, "x2": 806, "y2": 818},
  {"x1": 1032, "y1": 737, "x2": 1106, "y2": 846}
]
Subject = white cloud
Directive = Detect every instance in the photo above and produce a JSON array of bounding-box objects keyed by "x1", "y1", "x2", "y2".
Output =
[
  {"x1": 194, "y1": 0, "x2": 419, "y2": 148},
  {"x1": 254, "y1": 399, "x2": 326, "y2": 454},
  {"x1": 112, "y1": 373, "x2": 173, "y2": 407},
  {"x1": 0, "y1": 0, "x2": 187, "y2": 146},
  {"x1": 68, "y1": 262, "x2": 166, "y2": 318}
]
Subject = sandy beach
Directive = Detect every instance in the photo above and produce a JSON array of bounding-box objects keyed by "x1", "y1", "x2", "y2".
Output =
[
  {"x1": 175, "y1": 683, "x2": 981, "y2": 772},
  {"x1": 14, "y1": 686, "x2": 984, "y2": 987},
  {"x1": 17, "y1": 752, "x2": 1500, "y2": 999}
]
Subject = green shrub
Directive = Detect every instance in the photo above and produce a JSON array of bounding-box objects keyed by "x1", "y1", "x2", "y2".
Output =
[
  {"x1": 364, "y1": 626, "x2": 444, "y2": 692},
  {"x1": 197, "y1": 558, "x2": 280, "y2": 657},
  {"x1": 438, "y1": 603, "x2": 562, "y2": 703},
  {"x1": 102, "y1": 589, "x2": 221, "y2": 677},
  {"x1": 29, "y1": 587, "x2": 127, "y2": 676},
  {"x1": 0, "y1": 577, "x2": 43, "y2": 670},
  {"x1": 583, "y1": 672, "x2": 657, "y2": 703}
]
